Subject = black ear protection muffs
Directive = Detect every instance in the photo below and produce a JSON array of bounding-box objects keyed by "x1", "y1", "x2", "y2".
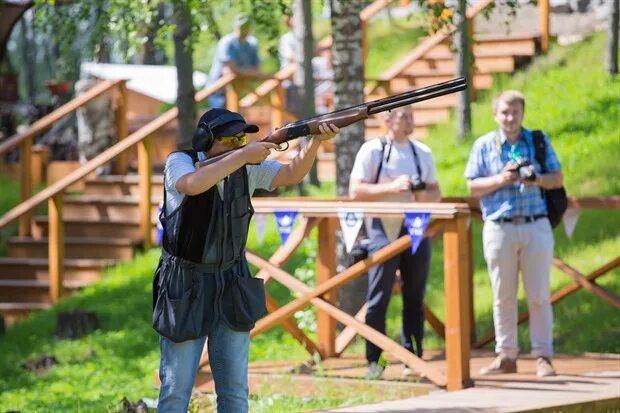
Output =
[{"x1": 193, "y1": 112, "x2": 246, "y2": 152}]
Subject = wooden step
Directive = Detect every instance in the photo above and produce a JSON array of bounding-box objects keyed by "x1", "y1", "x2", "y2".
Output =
[
  {"x1": 0, "y1": 302, "x2": 52, "y2": 325},
  {"x1": 389, "y1": 72, "x2": 493, "y2": 91},
  {"x1": 426, "y1": 40, "x2": 536, "y2": 60},
  {"x1": 32, "y1": 216, "x2": 157, "y2": 240},
  {"x1": 83, "y1": 175, "x2": 164, "y2": 196},
  {"x1": 8, "y1": 237, "x2": 137, "y2": 260},
  {"x1": 0, "y1": 279, "x2": 90, "y2": 303},
  {"x1": 407, "y1": 55, "x2": 515, "y2": 74},
  {"x1": 63, "y1": 195, "x2": 160, "y2": 221},
  {"x1": 0, "y1": 257, "x2": 116, "y2": 281}
]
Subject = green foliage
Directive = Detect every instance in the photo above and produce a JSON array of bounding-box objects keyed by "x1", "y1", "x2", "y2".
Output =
[
  {"x1": 1, "y1": 29, "x2": 619, "y2": 413},
  {"x1": 425, "y1": 33, "x2": 620, "y2": 197}
]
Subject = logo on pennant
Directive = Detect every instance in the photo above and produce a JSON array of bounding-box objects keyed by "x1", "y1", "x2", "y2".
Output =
[
  {"x1": 404, "y1": 212, "x2": 431, "y2": 254},
  {"x1": 338, "y1": 209, "x2": 364, "y2": 253},
  {"x1": 274, "y1": 210, "x2": 298, "y2": 245}
]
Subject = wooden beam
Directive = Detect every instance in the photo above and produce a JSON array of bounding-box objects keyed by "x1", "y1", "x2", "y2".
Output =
[
  {"x1": 138, "y1": 136, "x2": 152, "y2": 249},
  {"x1": 317, "y1": 217, "x2": 338, "y2": 357},
  {"x1": 551, "y1": 258, "x2": 620, "y2": 309},
  {"x1": 113, "y1": 81, "x2": 128, "y2": 175},
  {"x1": 443, "y1": 214, "x2": 473, "y2": 391},
  {"x1": 0, "y1": 80, "x2": 121, "y2": 156},
  {"x1": 48, "y1": 193, "x2": 64, "y2": 304},
  {"x1": 0, "y1": 74, "x2": 236, "y2": 231},
  {"x1": 251, "y1": 234, "x2": 413, "y2": 336},
  {"x1": 539, "y1": 0, "x2": 550, "y2": 51},
  {"x1": 19, "y1": 137, "x2": 32, "y2": 237},
  {"x1": 246, "y1": 250, "x2": 447, "y2": 387}
]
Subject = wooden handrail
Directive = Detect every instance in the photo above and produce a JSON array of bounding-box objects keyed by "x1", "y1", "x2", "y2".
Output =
[
  {"x1": 251, "y1": 198, "x2": 470, "y2": 218},
  {"x1": 0, "y1": 79, "x2": 123, "y2": 156},
  {"x1": 379, "y1": 0, "x2": 495, "y2": 81},
  {"x1": 0, "y1": 73, "x2": 236, "y2": 231}
]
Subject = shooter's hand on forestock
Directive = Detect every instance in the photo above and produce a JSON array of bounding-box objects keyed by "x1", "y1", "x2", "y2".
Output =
[{"x1": 312, "y1": 123, "x2": 340, "y2": 142}]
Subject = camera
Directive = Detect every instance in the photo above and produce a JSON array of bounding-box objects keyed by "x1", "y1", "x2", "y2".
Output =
[
  {"x1": 512, "y1": 157, "x2": 537, "y2": 182},
  {"x1": 410, "y1": 176, "x2": 427, "y2": 191}
]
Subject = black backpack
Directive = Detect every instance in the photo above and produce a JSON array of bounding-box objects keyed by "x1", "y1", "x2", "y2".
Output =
[{"x1": 532, "y1": 130, "x2": 568, "y2": 228}]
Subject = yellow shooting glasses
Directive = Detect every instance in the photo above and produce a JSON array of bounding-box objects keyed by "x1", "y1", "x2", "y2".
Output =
[{"x1": 217, "y1": 132, "x2": 248, "y2": 149}]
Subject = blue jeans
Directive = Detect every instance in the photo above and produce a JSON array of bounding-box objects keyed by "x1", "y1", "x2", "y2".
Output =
[{"x1": 157, "y1": 318, "x2": 250, "y2": 413}]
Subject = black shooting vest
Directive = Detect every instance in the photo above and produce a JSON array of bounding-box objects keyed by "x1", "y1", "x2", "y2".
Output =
[{"x1": 152, "y1": 150, "x2": 266, "y2": 342}]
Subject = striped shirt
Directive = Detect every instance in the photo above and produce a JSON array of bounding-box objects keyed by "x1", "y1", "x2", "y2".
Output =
[{"x1": 464, "y1": 128, "x2": 562, "y2": 221}]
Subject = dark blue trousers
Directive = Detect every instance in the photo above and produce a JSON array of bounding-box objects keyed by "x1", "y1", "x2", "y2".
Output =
[{"x1": 365, "y1": 226, "x2": 431, "y2": 363}]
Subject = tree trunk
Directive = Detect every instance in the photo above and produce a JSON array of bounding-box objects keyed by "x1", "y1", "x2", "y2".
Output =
[
  {"x1": 141, "y1": 5, "x2": 167, "y2": 65},
  {"x1": 294, "y1": 0, "x2": 320, "y2": 186},
  {"x1": 173, "y1": 1, "x2": 196, "y2": 149},
  {"x1": 607, "y1": 0, "x2": 619, "y2": 75},
  {"x1": 330, "y1": 0, "x2": 367, "y2": 317},
  {"x1": 454, "y1": 0, "x2": 471, "y2": 141}
]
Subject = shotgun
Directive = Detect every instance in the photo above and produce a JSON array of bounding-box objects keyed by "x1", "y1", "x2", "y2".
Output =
[{"x1": 201, "y1": 77, "x2": 467, "y2": 166}]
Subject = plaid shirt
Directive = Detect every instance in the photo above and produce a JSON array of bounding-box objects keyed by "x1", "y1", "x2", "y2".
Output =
[{"x1": 465, "y1": 128, "x2": 562, "y2": 221}]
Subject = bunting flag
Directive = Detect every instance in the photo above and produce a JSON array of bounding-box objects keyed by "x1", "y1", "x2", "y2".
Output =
[
  {"x1": 404, "y1": 212, "x2": 431, "y2": 254},
  {"x1": 338, "y1": 209, "x2": 365, "y2": 253},
  {"x1": 274, "y1": 210, "x2": 298, "y2": 245},
  {"x1": 381, "y1": 217, "x2": 403, "y2": 243},
  {"x1": 563, "y1": 206, "x2": 580, "y2": 238},
  {"x1": 253, "y1": 213, "x2": 266, "y2": 245}
]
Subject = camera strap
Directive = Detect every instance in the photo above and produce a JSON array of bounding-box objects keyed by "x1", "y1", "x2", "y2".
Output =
[{"x1": 380, "y1": 137, "x2": 423, "y2": 182}]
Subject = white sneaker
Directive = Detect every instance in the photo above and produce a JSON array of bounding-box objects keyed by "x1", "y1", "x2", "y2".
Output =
[{"x1": 366, "y1": 361, "x2": 384, "y2": 380}]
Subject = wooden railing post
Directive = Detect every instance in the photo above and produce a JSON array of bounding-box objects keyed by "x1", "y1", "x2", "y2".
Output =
[
  {"x1": 138, "y1": 135, "x2": 153, "y2": 249},
  {"x1": 270, "y1": 82, "x2": 286, "y2": 131},
  {"x1": 443, "y1": 213, "x2": 473, "y2": 391},
  {"x1": 19, "y1": 136, "x2": 33, "y2": 237},
  {"x1": 48, "y1": 193, "x2": 64, "y2": 303},
  {"x1": 113, "y1": 80, "x2": 128, "y2": 174},
  {"x1": 226, "y1": 79, "x2": 241, "y2": 112},
  {"x1": 316, "y1": 216, "x2": 338, "y2": 357},
  {"x1": 539, "y1": 0, "x2": 550, "y2": 51}
]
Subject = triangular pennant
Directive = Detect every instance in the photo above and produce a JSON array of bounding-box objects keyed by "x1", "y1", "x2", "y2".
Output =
[
  {"x1": 338, "y1": 209, "x2": 364, "y2": 253},
  {"x1": 253, "y1": 213, "x2": 266, "y2": 245},
  {"x1": 563, "y1": 206, "x2": 580, "y2": 238},
  {"x1": 404, "y1": 212, "x2": 431, "y2": 254},
  {"x1": 273, "y1": 210, "x2": 298, "y2": 245},
  {"x1": 381, "y1": 217, "x2": 403, "y2": 243}
]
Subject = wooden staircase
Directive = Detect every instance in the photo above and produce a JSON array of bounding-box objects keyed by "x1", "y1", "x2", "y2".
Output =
[{"x1": 0, "y1": 175, "x2": 163, "y2": 324}]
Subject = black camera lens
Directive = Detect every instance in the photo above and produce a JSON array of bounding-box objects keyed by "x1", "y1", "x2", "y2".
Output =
[{"x1": 410, "y1": 177, "x2": 426, "y2": 191}]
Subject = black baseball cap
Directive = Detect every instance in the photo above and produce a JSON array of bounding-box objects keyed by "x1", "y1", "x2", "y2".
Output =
[{"x1": 196, "y1": 108, "x2": 259, "y2": 139}]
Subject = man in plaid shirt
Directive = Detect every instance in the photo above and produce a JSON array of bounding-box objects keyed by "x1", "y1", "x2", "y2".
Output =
[{"x1": 465, "y1": 90, "x2": 563, "y2": 378}]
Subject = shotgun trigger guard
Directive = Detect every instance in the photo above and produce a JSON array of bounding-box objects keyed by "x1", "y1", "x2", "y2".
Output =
[{"x1": 276, "y1": 142, "x2": 288, "y2": 151}]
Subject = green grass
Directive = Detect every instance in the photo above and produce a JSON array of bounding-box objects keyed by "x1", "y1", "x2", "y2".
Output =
[
  {"x1": 0, "y1": 175, "x2": 19, "y2": 255},
  {"x1": 1, "y1": 32, "x2": 619, "y2": 412}
]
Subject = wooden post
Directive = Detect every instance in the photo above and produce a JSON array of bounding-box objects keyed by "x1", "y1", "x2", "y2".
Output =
[
  {"x1": 113, "y1": 81, "x2": 128, "y2": 174},
  {"x1": 443, "y1": 213, "x2": 473, "y2": 391},
  {"x1": 466, "y1": 218, "x2": 476, "y2": 344},
  {"x1": 226, "y1": 79, "x2": 240, "y2": 112},
  {"x1": 538, "y1": 0, "x2": 550, "y2": 52},
  {"x1": 19, "y1": 137, "x2": 33, "y2": 237},
  {"x1": 138, "y1": 135, "x2": 153, "y2": 249},
  {"x1": 48, "y1": 193, "x2": 64, "y2": 304},
  {"x1": 316, "y1": 217, "x2": 337, "y2": 357},
  {"x1": 270, "y1": 83, "x2": 285, "y2": 130}
]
